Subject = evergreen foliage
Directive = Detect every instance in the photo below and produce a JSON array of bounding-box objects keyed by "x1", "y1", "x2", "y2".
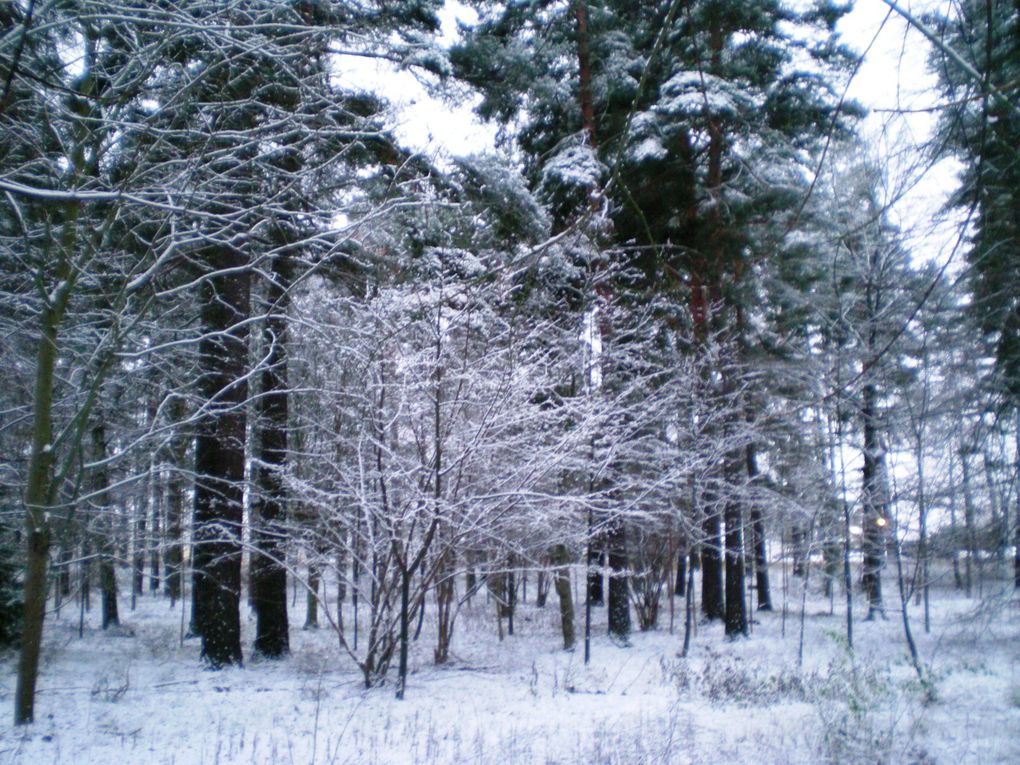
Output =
[
  {"x1": 933, "y1": 0, "x2": 1020, "y2": 403},
  {"x1": 0, "y1": 531, "x2": 22, "y2": 648}
]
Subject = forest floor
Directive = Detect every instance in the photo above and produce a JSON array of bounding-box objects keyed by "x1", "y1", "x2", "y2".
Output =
[{"x1": 1, "y1": 570, "x2": 1018, "y2": 765}]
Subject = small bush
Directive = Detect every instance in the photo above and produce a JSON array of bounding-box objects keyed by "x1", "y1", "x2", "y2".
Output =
[
  {"x1": 664, "y1": 651, "x2": 809, "y2": 706},
  {"x1": 810, "y1": 647, "x2": 927, "y2": 765},
  {"x1": 91, "y1": 667, "x2": 130, "y2": 702}
]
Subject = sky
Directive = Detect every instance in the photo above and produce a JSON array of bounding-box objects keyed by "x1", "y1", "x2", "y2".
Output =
[
  {"x1": 837, "y1": 1, "x2": 964, "y2": 268},
  {"x1": 334, "y1": 2, "x2": 494, "y2": 162}
]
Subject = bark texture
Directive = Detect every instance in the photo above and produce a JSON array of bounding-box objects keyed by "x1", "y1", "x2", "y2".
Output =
[{"x1": 191, "y1": 245, "x2": 249, "y2": 667}]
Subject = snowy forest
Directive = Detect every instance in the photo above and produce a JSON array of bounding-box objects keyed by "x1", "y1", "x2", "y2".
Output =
[{"x1": 0, "y1": 1, "x2": 1018, "y2": 763}]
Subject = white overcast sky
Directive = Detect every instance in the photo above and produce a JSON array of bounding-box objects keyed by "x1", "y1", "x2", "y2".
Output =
[{"x1": 838, "y1": 1, "x2": 963, "y2": 266}]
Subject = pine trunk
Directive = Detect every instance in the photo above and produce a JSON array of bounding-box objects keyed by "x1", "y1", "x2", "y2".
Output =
[
  {"x1": 745, "y1": 444, "x2": 771, "y2": 610},
  {"x1": 675, "y1": 535, "x2": 687, "y2": 598},
  {"x1": 724, "y1": 494, "x2": 748, "y2": 638},
  {"x1": 191, "y1": 244, "x2": 249, "y2": 668},
  {"x1": 434, "y1": 549, "x2": 455, "y2": 664},
  {"x1": 701, "y1": 508, "x2": 725, "y2": 621},
  {"x1": 587, "y1": 546, "x2": 605, "y2": 606},
  {"x1": 133, "y1": 498, "x2": 145, "y2": 599},
  {"x1": 607, "y1": 520, "x2": 630, "y2": 639},
  {"x1": 861, "y1": 382, "x2": 885, "y2": 619},
  {"x1": 551, "y1": 544, "x2": 575, "y2": 649},
  {"x1": 961, "y1": 446, "x2": 979, "y2": 596},
  {"x1": 1015, "y1": 414, "x2": 1020, "y2": 589},
  {"x1": 252, "y1": 255, "x2": 292, "y2": 659},
  {"x1": 149, "y1": 464, "x2": 161, "y2": 593},
  {"x1": 164, "y1": 398, "x2": 187, "y2": 606},
  {"x1": 305, "y1": 562, "x2": 320, "y2": 629},
  {"x1": 94, "y1": 425, "x2": 120, "y2": 630},
  {"x1": 948, "y1": 455, "x2": 964, "y2": 589}
]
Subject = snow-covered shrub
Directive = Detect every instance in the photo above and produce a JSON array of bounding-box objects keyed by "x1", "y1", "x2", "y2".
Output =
[
  {"x1": 664, "y1": 652, "x2": 808, "y2": 706},
  {"x1": 810, "y1": 646, "x2": 927, "y2": 765},
  {"x1": 91, "y1": 667, "x2": 130, "y2": 703}
]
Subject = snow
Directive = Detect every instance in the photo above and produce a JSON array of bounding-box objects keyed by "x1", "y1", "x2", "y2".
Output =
[
  {"x1": 540, "y1": 144, "x2": 605, "y2": 191},
  {"x1": 628, "y1": 137, "x2": 668, "y2": 164},
  {"x1": 2, "y1": 570, "x2": 1018, "y2": 764},
  {"x1": 657, "y1": 71, "x2": 759, "y2": 119}
]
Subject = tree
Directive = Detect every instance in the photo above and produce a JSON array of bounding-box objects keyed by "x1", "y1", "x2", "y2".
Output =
[
  {"x1": 932, "y1": 0, "x2": 1020, "y2": 587},
  {"x1": 454, "y1": 0, "x2": 860, "y2": 640},
  {"x1": 813, "y1": 153, "x2": 924, "y2": 621},
  {"x1": 2, "y1": 1, "x2": 190, "y2": 722},
  {"x1": 3, "y1": 0, "x2": 450, "y2": 715},
  {"x1": 250, "y1": 254, "x2": 293, "y2": 659}
]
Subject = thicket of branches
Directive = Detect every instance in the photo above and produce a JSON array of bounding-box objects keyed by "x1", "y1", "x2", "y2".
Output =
[{"x1": 1, "y1": 0, "x2": 1017, "y2": 727}]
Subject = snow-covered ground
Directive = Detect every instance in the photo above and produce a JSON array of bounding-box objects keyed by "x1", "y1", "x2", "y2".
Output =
[{"x1": 2, "y1": 572, "x2": 1018, "y2": 764}]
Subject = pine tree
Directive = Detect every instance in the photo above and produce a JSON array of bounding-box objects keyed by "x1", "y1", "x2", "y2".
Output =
[
  {"x1": 932, "y1": 1, "x2": 1020, "y2": 588},
  {"x1": 455, "y1": 0, "x2": 859, "y2": 638},
  {"x1": 934, "y1": 1, "x2": 1020, "y2": 404},
  {"x1": 814, "y1": 154, "x2": 924, "y2": 620}
]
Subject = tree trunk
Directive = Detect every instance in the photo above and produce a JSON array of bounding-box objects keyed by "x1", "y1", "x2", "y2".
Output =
[
  {"x1": 81, "y1": 536, "x2": 92, "y2": 613},
  {"x1": 948, "y1": 455, "x2": 963, "y2": 590},
  {"x1": 149, "y1": 463, "x2": 161, "y2": 593},
  {"x1": 57, "y1": 544, "x2": 72, "y2": 610},
  {"x1": 396, "y1": 568, "x2": 411, "y2": 699},
  {"x1": 861, "y1": 382, "x2": 886, "y2": 619},
  {"x1": 505, "y1": 567, "x2": 516, "y2": 636},
  {"x1": 842, "y1": 499, "x2": 854, "y2": 650},
  {"x1": 16, "y1": 214, "x2": 76, "y2": 724},
  {"x1": 164, "y1": 398, "x2": 187, "y2": 606},
  {"x1": 434, "y1": 549, "x2": 455, "y2": 664},
  {"x1": 961, "y1": 445, "x2": 978, "y2": 596},
  {"x1": 573, "y1": 0, "x2": 597, "y2": 150},
  {"x1": 252, "y1": 255, "x2": 292, "y2": 659},
  {"x1": 606, "y1": 520, "x2": 630, "y2": 640},
  {"x1": 745, "y1": 444, "x2": 771, "y2": 610},
  {"x1": 682, "y1": 555, "x2": 696, "y2": 657},
  {"x1": 336, "y1": 542, "x2": 347, "y2": 605},
  {"x1": 551, "y1": 544, "x2": 575, "y2": 650},
  {"x1": 15, "y1": 525, "x2": 49, "y2": 726},
  {"x1": 586, "y1": 546, "x2": 605, "y2": 607},
  {"x1": 675, "y1": 533, "x2": 688, "y2": 598},
  {"x1": 982, "y1": 450, "x2": 1007, "y2": 570},
  {"x1": 724, "y1": 495, "x2": 748, "y2": 638},
  {"x1": 352, "y1": 526, "x2": 361, "y2": 649},
  {"x1": 535, "y1": 567, "x2": 548, "y2": 608},
  {"x1": 915, "y1": 433, "x2": 930, "y2": 633},
  {"x1": 701, "y1": 507, "x2": 725, "y2": 621},
  {"x1": 584, "y1": 510, "x2": 593, "y2": 664},
  {"x1": 164, "y1": 481, "x2": 182, "y2": 604},
  {"x1": 1015, "y1": 412, "x2": 1020, "y2": 589},
  {"x1": 305, "y1": 561, "x2": 320, "y2": 629},
  {"x1": 133, "y1": 496, "x2": 145, "y2": 600},
  {"x1": 191, "y1": 244, "x2": 249, "y2": 668},
  {"x1": 100, "y1": 553, "x2": 119, "y2": 629},
  {"x1": 93, "y1": 425, "x2": 120, "y2": 631},
  {"x1": 14, "y1": 301, "x2": 57, "y2": 726},
  {"x1": 791, "y1": 524, "x2": 807, "y2": 578}
]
